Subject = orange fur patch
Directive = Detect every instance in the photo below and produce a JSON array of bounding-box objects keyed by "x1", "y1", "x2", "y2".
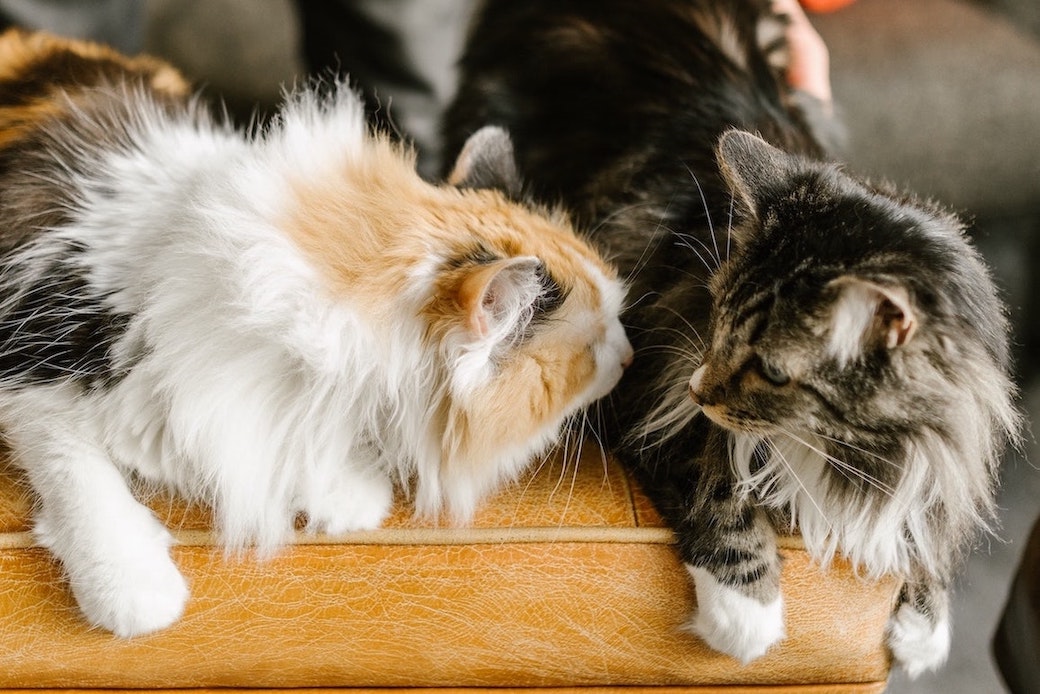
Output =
[{"x1": 285, "y1": 133, "x2": 613, "y2": 319}]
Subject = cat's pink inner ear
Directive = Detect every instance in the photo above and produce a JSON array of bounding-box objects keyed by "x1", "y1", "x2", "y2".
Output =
[
  {"x1": 876, "y1": 285, "x2": 916, "y2": 348},
  {"x1": 828, "y1": 277, "x2": 916, "y2": 362},
  {"x1": 458, "y1": 263, "x2": 501, "y2": 339},
  {"x1": 457, "y1": 256, "x2": 541, "y2": 340}
]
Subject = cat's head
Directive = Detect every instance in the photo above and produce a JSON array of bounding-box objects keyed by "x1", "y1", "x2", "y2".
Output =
[
  {"x1": 422, "y1": 127, "x2": 632, "y2": 517},
  {"x1": 689, "y1": 130, "x2": 1018, "y2": 510}
]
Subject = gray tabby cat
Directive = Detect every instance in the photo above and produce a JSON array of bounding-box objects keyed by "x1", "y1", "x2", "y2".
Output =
[{"x1": 444, "y1": 0, "x2": 1021, "y2": 677}]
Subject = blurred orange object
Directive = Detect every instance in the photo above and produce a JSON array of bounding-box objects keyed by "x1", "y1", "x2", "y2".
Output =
[{"x1": 800, "y1": 0, "x2": 856, "y2": 12}]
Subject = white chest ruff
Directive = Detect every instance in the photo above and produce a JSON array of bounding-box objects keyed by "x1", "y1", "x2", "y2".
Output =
[{"x1": 730, "y1": 433, "x2": 924, "y2": 579}]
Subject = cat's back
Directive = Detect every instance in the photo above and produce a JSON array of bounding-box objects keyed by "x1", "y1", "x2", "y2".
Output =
[
  {"x1": 0, "y1": 29, "x2": 195, "y2": 256},
  {"x1": 447, "y1": 0, "x2": 806, "y2": 219},
  {"x1": 0, "y1": 28, "x2": 188, "y2": 149}
]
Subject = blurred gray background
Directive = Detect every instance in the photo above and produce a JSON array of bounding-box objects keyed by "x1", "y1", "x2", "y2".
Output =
[{"x1": 2, "y1": 0, "x2": 1037, "y2": 691}]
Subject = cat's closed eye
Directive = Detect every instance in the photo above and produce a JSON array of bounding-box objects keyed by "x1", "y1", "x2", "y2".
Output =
[{"x1": 756, "y1": 357, "x2": 790, "y2": 387}]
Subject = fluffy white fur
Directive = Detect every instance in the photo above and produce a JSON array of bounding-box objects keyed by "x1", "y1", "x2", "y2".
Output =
[
  {"x1": 685, "y1": 564, "x2": 785, "y2": 663},
  {"x1": 886, "y1": 604, "x2": 951, "y2": 679},
  {"x1": 0, "y1": 85, "x2": 630, "y2": 636},
  {"x1": 726, "y1": 381, "x2": 1004, "y2": 676}
]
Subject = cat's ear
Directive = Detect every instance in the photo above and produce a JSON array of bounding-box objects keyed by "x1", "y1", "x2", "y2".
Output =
[
  {"x1": 715, "y1": 129, "x2": 793, "y2": 220},
  {"x1": 827, "y1": 277, "x2": 917, "y2": 362},
  {"x1": 447, "y1": 126, "x2": 523, "y2": 199},
  {"x1": 457, "y1": 255, "x2": 543, "y2": 341}
]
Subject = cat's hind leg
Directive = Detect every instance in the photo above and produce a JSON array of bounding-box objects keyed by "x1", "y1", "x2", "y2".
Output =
[{"x1": 4, "y1": 406, "x2": 189, "y2": 637}]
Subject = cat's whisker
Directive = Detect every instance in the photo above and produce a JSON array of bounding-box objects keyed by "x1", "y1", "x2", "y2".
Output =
[
  {"x1": 725, "y1": 193, "x2": 735, "y2": 261},
  {"x1": 635, "y1": 345, "x2": 701, "y2": 364},
  {"x1": 622, "y1": 289, "x2": 660, "y2": 313},
  {"x1": 634, "y1": 325, "x2": 704, "y2": 354},
  {"x1": 671, "y1": 230, "x2": 719, "y2": 261},
  {"x1": 775, "y1": 428, "x2": 895, "y2": 491},
  {"x1": 585, "y1": 201, "x2": 668, "y2": 287},
  {"x1": 549, "y1": 416, "x2": 580, "y2": 501},
  {"x1": 775, "y1": 428, "x2": 898, "y2": 500},
  {"x1": 811, "y1": 431, "x2": 903, "y2": 470},
  {"x1": 634, "y1": 373, "x2": 701, "y2": 449},
  {"x1": 560, "y1": 409, "x2": 601, "y2": 526},
  {"x1": 680, "y1": 163, "x2": 722, "y2": 270},
  {"x1": 586, "y1": 404, "x2": 615, "y2": 500},
  {"x1": 672, "y1": 236, "x2": 720, "y2": 275},
  {"x1": 510, "y1": 454, "x2": 548, "y2": 527},
  {"x1": 651, "y1": 305, "x2": 708, "y2": 353}
]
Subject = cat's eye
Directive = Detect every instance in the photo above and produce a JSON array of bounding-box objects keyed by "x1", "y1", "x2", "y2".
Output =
[{"x1": 757, "y1": 359, "x2": 790, "y2": 387}]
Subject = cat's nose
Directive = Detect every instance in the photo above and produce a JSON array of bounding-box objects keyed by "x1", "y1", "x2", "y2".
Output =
[
  {"x1": 688, "y1": 364, "x2": 708, "y2": 404},
  {"x1": 620, "y1": 342, "x2": 634, "y2": 370}
]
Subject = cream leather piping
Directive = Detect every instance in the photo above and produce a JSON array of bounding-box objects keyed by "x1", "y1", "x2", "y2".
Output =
[{"x1": 0, "y1": 527, "x2": 806, "y2": 550}]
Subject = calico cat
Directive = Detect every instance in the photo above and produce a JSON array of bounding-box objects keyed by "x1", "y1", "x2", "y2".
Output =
[
  {"x1": 0, "y1": 29, "x2": 632, "y2": 637},
  {"x1": 444, "y1": 0, "x2": 1020, "y2": 678}
]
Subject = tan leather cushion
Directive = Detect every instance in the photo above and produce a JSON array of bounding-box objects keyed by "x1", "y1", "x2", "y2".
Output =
[{"x1": 0, "y1": 448, "x2": 895, "y2": 689}]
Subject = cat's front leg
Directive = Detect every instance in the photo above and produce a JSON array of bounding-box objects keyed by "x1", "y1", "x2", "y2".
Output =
[
  {"x1": 886, "y1": 574, "x2": 951, "y2": 678},
  {"x1": 8, "y1": 417, "x2": 189, "y2": 637},
  {"x1": 635, "y1": 426, "x2": 785, "y2": 663},
  {"x1": 680, "y1": 495, "x2": 785, "y2": 663}
]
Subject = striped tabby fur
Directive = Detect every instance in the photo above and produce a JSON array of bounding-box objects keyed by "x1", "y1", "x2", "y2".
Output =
[{"x1": 444, "y1": 0, "x2": 1020, "y2": 677}]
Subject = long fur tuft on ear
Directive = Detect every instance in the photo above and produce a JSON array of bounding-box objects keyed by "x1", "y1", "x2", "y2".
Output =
[
  {"x1": 458, "y1": 255, "x2": 543, "y2": 343},
  {"x1": 827, "y1": 276, "x2": 917, "y2": 365}
]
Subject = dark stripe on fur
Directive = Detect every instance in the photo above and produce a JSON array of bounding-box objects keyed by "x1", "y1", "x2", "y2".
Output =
[{"x1": 0, "y1": 254, "x2": 130, "y2": 389}]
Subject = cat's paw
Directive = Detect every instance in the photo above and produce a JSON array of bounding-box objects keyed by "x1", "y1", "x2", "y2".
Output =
[
  {"x1": 886, "y1": 603, "x2": 951, "y2": 679},
  {"x1": 302, "y1": 470, "x2": 393, "y2": 535},
  {"x1": 40, "y1": 508, "x2": 189, "y2": 638},
  {"x1": 685, "y1": 565, "x2": 786, "y2": 663},
  {"x1": 72, "y1": 551, "x2": 189, "y2": 638},
  {"x1": 65, "y1": 532, "x2": 189, "y2": 638}
]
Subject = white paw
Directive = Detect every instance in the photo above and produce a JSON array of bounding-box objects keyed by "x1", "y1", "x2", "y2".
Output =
[
  {"x1": 40, "y1": 510, "x2": 189, "y2": 638},
  {"x1": 685, "y1": 564, "x2": 786, "y2": 663},
  {"x1": 886, "y1": 604, "x2": 950, "y2": 679},
  {"x1": 302, "y1": 470, "x2": 393, "y2": 535},
  {"x1": 72, "y1": 550, "x2": 189, "y2": 638}
]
